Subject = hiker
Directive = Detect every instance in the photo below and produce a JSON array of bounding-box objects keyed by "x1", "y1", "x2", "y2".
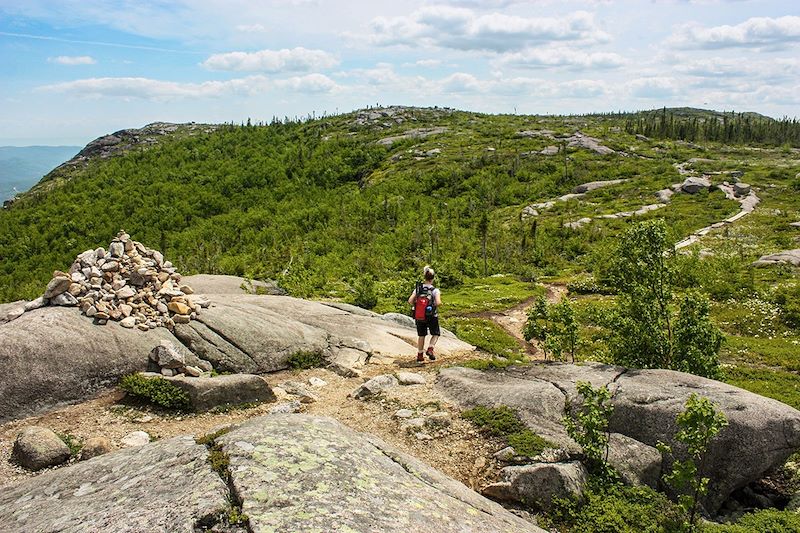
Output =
[{"x1": 408, "y1": 265, "x2": 442, "y2": 363}]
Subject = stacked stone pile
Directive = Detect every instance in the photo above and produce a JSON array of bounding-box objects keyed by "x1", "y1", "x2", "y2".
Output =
[{"x1": 35, "y1": 230, "x2": 207, "y2": 329}]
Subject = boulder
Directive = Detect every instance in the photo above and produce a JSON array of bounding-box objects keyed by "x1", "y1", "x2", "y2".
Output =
[
  {"x1": 573, "y1": 179, "x2": 628, "y2": 194},
  {"x1": 733, "y1": 182, "x2": 751, "y2": 197},
  {"x1": 607, "y1": 432, "x2": 661, "y2": 488},
  {"x1": 80, "y1": 436, "x2": 113, "y2": 460},
  {"x1": 351, "y1": 374, "x2": 399, "y2": 399},
  {"x1": 0, "y1": 436, "x2": 229, "y2": 532},
  {"x1": 436, "y1": 363, "x2": 800, "y2": 512},
  {"x1": 12, "y1": 426, "x2": 71, "y2": 470},
  {"x1": 397, "y1": 371, "x2": 427, "y2": 385},
  {"x1": 163, "y1": 373, "x2": 275, "y2": 411},
  {"x1": 753, "y1": 249, "x2": 800, "y2": 267},
  {"x1": 680, "y1": 176, "x2": 712, "y2": 193},
  {"x1": 217, "y1": 414, "x2": 544, "y2": 532},
  {"x1": 121, "y1": 430, "x2": 151, "y2": 447},
  {"x1": 656, "y1": 188, "x2": 674, "y2": 203},
  {"x1": 482, "y1": 461, "x2": 588, "y2": 510}
]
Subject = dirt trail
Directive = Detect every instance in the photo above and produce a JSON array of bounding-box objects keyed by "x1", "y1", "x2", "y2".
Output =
[
  {"x1": 0, "y1": 349, "x2": 504, "y2": 492},
  {"x1": 467, "y1": 283, "x2": 567, "y2": 358}
]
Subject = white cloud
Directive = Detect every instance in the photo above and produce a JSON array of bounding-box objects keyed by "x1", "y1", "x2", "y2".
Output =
[
  {"x1": 202, "y1": 47, "x2": 339, "y2": 73},
  {"x1": 497, "y1": 47, "x2": 626, "y2": 70},
  {"x1": 361, "y1": 7, "x2": 610, "y2": 52},
  {"x1": 414, "y1": 59, "x2": 443, "y2": 68},
  {"x1": 235, "y1": 24, "x2": 266, "y2": 33},
  {"x1": 432, "y1": 72, "x2": 608, "y2": 98},
  {"x1": 675, "y1": 57, "x2": 800, "y2": 81},
  {"x1": 48, "y1": 55, "x2": 96, "y2": 65},
  {"x1": 668, "y1": 16, "x2": 800, "y2": 50},
  {"x1": 627, "y1": 77, "x2": 682, "y2": 99},
  {"x1": 273, "y1": 73, "x2": 340, "y2": 93},
  {"x1": 37, "y1": 75, "x2": 271, "y2": 100}
]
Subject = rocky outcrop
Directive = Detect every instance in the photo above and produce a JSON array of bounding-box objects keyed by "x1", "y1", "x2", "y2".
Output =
[
  {"x1": 0, "y1": 306, "x2": 190, "y2": 423},
  {"x1": 0, "y1": 416, "x2": 544, "y2": 532},
  {"x1": 377, "y1": 127, "x2": 448, "y2": 146},
  {"x1": 753, "y1": 249, "x2": 800, "y2": 267},
  {"x1": 680, "y1": 176, "x2": 712, "y2": 193},
  {"x1": 436, "y1": 362, "x2": 800, "y2": 513},
  {"x1": 0, "y1": 436, "x2": 230, "y2": 532},
  {"x1": 573, "y1": 179, "x2": 629, "y2": 194},
  {"x1": 0, "y1": 275, "x2": 473, "y2": 422},
  {"x1": 218, "y1": 415, "x2": 544, "y2": 532}
]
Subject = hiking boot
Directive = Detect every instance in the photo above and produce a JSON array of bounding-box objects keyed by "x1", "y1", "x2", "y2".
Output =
[
  {"x1": 417, "y1": 353, "x2": 424, "y2": 363},
  {"x1": 426, "y1": 347, "x2": 436, "y2": 361}
]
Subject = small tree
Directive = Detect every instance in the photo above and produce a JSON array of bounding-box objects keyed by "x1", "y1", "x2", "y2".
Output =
[
  {"x1": 657, "y1": 394, "x2": 728, "y2": 532},
  {"x1": 352, "y1": 276, "x2": 377, "y2": 310},
  {"x1": 563, "y1": 381, "x2": 615, "y2": 478},
  {"x1": 523, "y1": 296, "x2": 578, "y2": 362},
  {"x1": 607, "y1": 220, "x2": 723, "y2": 378}
]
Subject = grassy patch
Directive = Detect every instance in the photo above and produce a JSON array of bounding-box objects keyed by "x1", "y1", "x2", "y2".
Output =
[
  {"x1": 442, "y1": 276, "x2": 542, "y2": 315},
  {"x1": 721, "y1": 335, "x2": 800, "y2": 371},
  {"x1": 462, "y1": 405, "x2": 553, "y2": 457},
  {"x1": 119, "y1": 374, "x2": 191, "y2": 410},
  {"x1": 287, "y1": 350, "x2": 326, "y2": 369},
  {"x1": 444, "y1": 317, "x2": 524, "y2": 358},
  {"x1": 57, "y1": 433, "x2": 83, "y2": 457},
  {"x1": 723, "y1": 365, "x2": 800, "y2": 410}
]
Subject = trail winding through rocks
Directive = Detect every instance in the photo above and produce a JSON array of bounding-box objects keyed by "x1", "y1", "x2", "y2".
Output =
[{"x1": 469, "y1": 283, "x2": 567, "y2": 359}]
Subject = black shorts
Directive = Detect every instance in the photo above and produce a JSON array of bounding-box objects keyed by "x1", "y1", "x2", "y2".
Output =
[{"x1": 415, "y1": 317, "x2": 440, "y2": 337}]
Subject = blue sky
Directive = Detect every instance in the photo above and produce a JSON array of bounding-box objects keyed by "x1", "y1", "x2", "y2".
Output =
[{"x1": 1, "y1": 0, "x2": 798, "y2": 145}]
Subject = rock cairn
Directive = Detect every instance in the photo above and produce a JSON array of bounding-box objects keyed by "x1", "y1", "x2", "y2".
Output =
[{"x1": 35, "y1": 230, "x2": 207, "y2": 329}]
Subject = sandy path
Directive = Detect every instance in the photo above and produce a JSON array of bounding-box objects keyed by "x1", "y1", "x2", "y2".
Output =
[{"x1": 0, "y1": 350, "x2": 504, "y2": 492}]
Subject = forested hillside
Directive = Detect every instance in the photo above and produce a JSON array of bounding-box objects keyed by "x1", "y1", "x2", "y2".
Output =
[{"x1": 5, "y1": 105, "x2": 796, "y2": 305}]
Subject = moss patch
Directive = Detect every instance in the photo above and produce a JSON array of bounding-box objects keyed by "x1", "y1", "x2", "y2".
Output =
[
  {"x1": 462, "y1": 405, "x2": 553, "y2": 457},
  {"x1": 287, "y1": 350, "x2": 326, "y2": 369},
  {"x1": 119, "y1": 373, "x2": 190, "y2": 410}
]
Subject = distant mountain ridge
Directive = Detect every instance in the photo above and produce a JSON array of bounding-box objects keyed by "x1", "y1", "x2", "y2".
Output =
[{"x1": 0, "y1": 146, "x2": 80, "y2": 201}]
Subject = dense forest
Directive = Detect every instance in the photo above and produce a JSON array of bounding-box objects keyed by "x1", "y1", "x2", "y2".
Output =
[{"x1": 624, "y1": 107, "x2": 800, "y2": 147}]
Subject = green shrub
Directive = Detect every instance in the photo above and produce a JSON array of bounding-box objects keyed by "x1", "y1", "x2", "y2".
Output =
[
  {"x1": 704, "y1": 509, "x2": 800, "y2": 532},
  {"x1": 462, "y1": 405, "x2": 553, "y2": 456},
  {"x1": 119, "y1": 373, "x2": 191, "y2": 409},
  {"x1": 287, "y1": 350, "x2": 326, "y2": 369},
  {"x1": 548, "y1": 480, "x2": 682, "y2": 533},
  {"x1": 352, "y1": 276, "x2": 378, "y2": 310}
]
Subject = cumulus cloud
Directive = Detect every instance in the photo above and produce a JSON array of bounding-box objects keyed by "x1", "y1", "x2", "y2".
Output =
[
  {"x1": 202, "y1": 47, "x2": 339, "y2": 73},
  {"x1": 48, "y1": 55, "x2": 96, "y2": 65},
  {"x1": 627, "y1": 77, "x2": 682, "y2": 99},
  {"x1": 433, "y1": 72, "x2": 608, "y2": 98},
  {"x1": 668, "y1": 16, "x2": 800, "y2": 50},
  {"x1": 38, "y1": 76, "x2": 272, "y2": 100},
  {"x1": 675, "y1": 57, "x2": 800, "y2": 81},
  {"x1": 361, "y1": 7, "x2": 610, "y2": 52},
  {"x1": 273, "y1": 73, "x2": 340, "y2": 93},
  {"x1": 497, "y1": 47, "x2": 626, "y2": 70}
]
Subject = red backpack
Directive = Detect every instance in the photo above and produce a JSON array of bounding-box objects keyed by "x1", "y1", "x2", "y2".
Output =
[{"x1": 413, "y1": 282, "x2": 436, "y2": 320}]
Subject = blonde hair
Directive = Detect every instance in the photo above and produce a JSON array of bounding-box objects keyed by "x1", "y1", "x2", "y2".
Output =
[{"x1": 423, "y1": 265, "x2": 435, "y2": 281}]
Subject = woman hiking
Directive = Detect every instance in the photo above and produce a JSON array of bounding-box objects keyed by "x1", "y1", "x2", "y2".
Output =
[{"x1": 408, "y1": 265, "x2": 442, "y2": 363}]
